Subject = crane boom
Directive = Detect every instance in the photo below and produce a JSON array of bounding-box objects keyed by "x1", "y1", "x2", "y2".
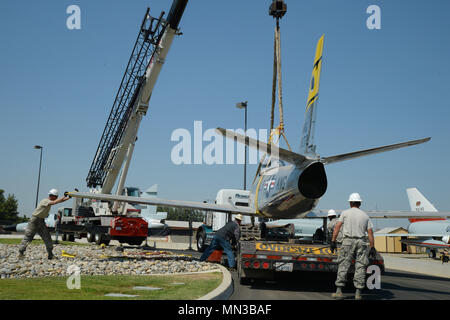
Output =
[{"x1": 86, "y1": 0, "x2": 188, "y2": 197}]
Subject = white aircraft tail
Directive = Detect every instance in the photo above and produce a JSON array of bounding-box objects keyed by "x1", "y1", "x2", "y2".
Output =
[{"x1": 406, "y1": 187, "x2": 438, "y2": 212}]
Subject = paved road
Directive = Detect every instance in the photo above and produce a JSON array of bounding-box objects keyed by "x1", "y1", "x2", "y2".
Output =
[{"x1": 229, "y1": 269, "x2": 450, "y2": 300}]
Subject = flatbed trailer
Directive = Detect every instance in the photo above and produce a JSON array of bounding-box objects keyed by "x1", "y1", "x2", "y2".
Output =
[{"x1": 237, "y1": 231, "x2": 385, "y2": 285}]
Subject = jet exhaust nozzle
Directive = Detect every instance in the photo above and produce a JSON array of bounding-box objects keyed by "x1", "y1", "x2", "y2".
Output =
[{"x1": 298, "y1": 162, "x2": 327, "y2": 199}]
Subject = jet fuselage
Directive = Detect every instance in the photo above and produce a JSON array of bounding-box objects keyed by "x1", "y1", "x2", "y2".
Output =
[{"x1": 250, "y1": 161, "x2": 327, "y2": 219}]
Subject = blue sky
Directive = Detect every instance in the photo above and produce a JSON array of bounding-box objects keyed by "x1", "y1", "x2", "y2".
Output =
[{"x1": 0, "y1": 0, "x2": 449, "y2": 227}]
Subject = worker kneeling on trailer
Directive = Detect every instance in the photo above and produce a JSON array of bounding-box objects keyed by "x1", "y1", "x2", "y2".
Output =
[
  {"x1": 330, "y1": 193, "x2": 375, "y2": 300},
  {"x1": 199, "y1": 214, "x2": 243, "y2": 269},
  {"x1": 18, "y1": 189, "x2": 70, "y2": 260}
]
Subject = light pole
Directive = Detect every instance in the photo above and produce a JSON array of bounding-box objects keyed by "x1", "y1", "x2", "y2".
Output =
[
  {"x1": 34, "y1": 145, "x2": 43, "y2": 208},
  {"x1": 236, "y1": 101, "x2": 248, "y2": 190}
]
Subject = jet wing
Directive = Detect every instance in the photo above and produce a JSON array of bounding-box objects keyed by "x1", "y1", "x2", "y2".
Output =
[
  {"x1": 320, "y1": 137, "x2": 430, "y2": 165},
  {"x1": 374, "y1": 233, "x2": 448, "y2": 237},
  {"x1": 305, "y1": 210, "x2": 450, "y2": 219},
  {"x1": 215, "y1": 128, "x2": 313, "y2": 165},
  {"x1": 68, "y1": 192, "x2": 256, "y2": 216},
  {"x1": 400, "y1": 238, "x2": 450, "y2": 249},
  {"x1": 365, "y1": 211, "x2": 450, "y2": 219}
]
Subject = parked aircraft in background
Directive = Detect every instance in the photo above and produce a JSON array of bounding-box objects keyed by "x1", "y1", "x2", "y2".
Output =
[
  {"x1": 401, "y1": 187, "x2": 450, "y2": 258},
  {"x1": 5, "y1": 214, "x2": 58, "y2": 233},
  {"x1": 368, "y1": 188, "x2": 450, "y2": 258},
  {"x1": 133, "y1": 185, "x2": 169, "y2": 235}
]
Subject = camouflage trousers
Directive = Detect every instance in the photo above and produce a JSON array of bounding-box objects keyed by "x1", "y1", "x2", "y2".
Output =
[
  {"x1": 19, "y1": 216, "x2": 53, "y2": 255},
  {"x1": 335, "y1": 238, "x2": 370, "y2": 289}
]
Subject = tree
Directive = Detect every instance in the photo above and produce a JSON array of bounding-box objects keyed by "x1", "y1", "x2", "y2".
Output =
[
  {"x1": 0, "y1": 189, "x2": 22, "y2": 223},
  {"x1": 157, "y1": 206, "x2": 204, "y2": 222}
]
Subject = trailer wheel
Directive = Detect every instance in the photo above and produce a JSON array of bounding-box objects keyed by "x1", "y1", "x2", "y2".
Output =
[
  {"x1": 67, "y1": 234, "x2": 75, "y2": 242},
  {"x1": 238, "y1": 268, "x2": 251, "y2": 285},
  {"x1": 428, "y1": 249, "x2": 436, "y2": 259},
  {"x1": 196, "y1": 230, "x2": 207, "y2": 252},
  {"x1": 239, "y1": 271, "x2": 251, "y2": 285},
  {"x1": 237, "y1": 254, "x2": 251, "y2": 285},
  {"x1": 61, "y1": 233, "x2": 67, "y2": 241},
  {"x1": 87, "y1": 232, "x2": 95, "y2": 243}
]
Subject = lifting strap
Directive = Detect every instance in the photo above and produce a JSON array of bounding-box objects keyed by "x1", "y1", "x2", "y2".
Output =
[{"x1": 252, "y1": 16, "x2": 291, "y2": 186}]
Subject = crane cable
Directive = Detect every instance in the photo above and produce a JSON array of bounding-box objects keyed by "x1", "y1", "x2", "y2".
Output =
[{"x1": 269, "y1": 17, "x2": 291, "y2": 151}]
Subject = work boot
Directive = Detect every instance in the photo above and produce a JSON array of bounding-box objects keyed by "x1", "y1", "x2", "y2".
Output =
[
  {"x1": 355, "y1": 289, "x2": 362, "y2": 300},
  {"x1": 48, "y1": 252, "x2": 54, "y2": 260},
  {"x1": 18, "y1": 250, "x2": 25, "y2": 260},
  {"x1": 331, "y1": 287, "x2": 344, "y2": 300}
]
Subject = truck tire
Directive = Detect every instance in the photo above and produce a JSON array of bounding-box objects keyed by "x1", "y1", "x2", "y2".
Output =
[
  {"x1": 61, "y1": 233, "x2": 67, "y2": 241},
  {"x1": 67, "y1": 233, "x2": 75, "y2": 242},
  {"x1": 196, "y1": 230, "x2": 207, "y2": 252},
  {"x1": 127, "y1": 238, "x2": 143, "y2": 246},
  {"x1": 87, "y1": 232, "x2": 95, "y2": 243},
  {"x1": 95, "y1": 233, "x2": 104, "y2": 245}
]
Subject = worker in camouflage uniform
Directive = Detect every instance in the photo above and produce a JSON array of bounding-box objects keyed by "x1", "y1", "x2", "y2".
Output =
[
  {"x1": 326, "y1": 209, "x2": 343, "y2": 243},
  {"x1": 330, "y1": 193, "x2": 375, "y2": 300},
  {"x1": 18, "y1": 189, "x2": 70, "y2": 260}
]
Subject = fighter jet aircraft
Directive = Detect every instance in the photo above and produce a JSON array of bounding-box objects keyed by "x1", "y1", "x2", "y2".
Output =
[{"x1": 69, "y1": 36, "x2": 431, "y2": 221}]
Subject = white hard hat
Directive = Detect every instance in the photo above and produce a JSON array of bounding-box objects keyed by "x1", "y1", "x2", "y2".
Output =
[
  {"x1": 235, "y1": 214, "x2": 243, "y2": 221},
  {"x1": 327, "y1": 209, "x2": 337, "y2": 217},
  {"x1": 48, "y1": 189, "x2": 59, "y2": 196},
  {"x1": 348, "y1": 192, "x2": 362, "y2": 202},
  {"x1": 442, "y1": 235, "x2": 450, "y2": 244}
]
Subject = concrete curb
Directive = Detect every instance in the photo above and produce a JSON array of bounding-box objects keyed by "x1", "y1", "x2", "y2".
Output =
[
  {"x1": 197, "y1": 264, "x2": 233, "y2": 300},
  {"x1": 381, "y1": 254, "x2": 450, "y2": 279}
]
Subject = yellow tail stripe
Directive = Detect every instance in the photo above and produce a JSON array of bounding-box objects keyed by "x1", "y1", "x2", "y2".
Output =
[{"x1": 305, "y1": 35, "x2": 324, "y2": 113}]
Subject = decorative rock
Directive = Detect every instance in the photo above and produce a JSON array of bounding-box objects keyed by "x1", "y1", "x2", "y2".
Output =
[{"x1": 0, "y1": 243, "x2": 216, "y2": 279}]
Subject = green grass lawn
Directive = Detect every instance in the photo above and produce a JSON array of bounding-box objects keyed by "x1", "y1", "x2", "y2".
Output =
[
  {"x1": 0, "y1": 273, "x2": 222, "y2": 300},
  {"x1": 0, "y1": 238, "x2": 88, "y2": 246}
]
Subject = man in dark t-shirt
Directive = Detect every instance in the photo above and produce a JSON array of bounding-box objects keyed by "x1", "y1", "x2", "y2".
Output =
[{"x1": 200, "y1": 214, "x2": 242, "y2": 268}]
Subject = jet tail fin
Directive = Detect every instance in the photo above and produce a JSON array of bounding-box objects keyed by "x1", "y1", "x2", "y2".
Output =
[
  {"x1": 300, "y1": 35, "x2": 324, "y2": 156},
  {"x1": 320, "y1": 137, "x2": 430, "y2": 165},
  {"x1": 406, "y1": 187, "x2": 438, "y2": 212}
]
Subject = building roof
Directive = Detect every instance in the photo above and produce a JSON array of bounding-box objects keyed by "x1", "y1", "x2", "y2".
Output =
[{"x1": 375, "y1": 227, "x2": 408, "y2": 234}]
